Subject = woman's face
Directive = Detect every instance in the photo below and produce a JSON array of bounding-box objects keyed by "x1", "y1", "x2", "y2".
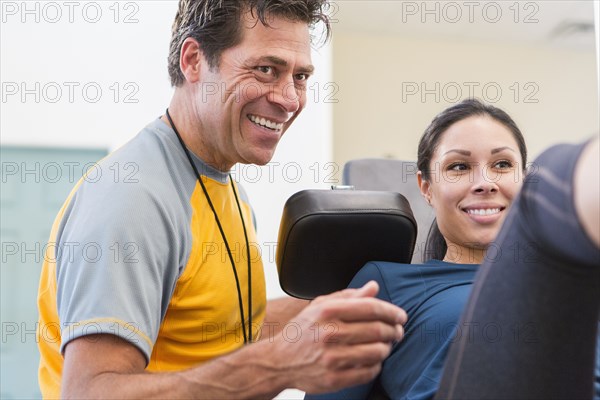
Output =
[{"x1": 418, "y1": 115, "x2": 524, "y2": 262}]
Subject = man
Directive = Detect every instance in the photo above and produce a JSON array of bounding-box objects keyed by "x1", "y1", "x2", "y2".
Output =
[{"x1": 37, "y1": 1, "x2": 407, "y2": 398}]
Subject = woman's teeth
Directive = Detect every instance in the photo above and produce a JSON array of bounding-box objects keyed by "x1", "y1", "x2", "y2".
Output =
[{"x1": 467, "y1": 208, "x2": 501, "y2": 216}]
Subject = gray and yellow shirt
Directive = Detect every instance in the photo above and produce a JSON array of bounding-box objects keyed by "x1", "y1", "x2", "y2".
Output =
[{"x1": 37, "y1": 118, "x2": 266, "y2": 398}]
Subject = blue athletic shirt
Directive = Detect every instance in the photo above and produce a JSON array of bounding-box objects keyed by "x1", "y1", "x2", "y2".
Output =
[{"x1": 306, "y1": 260, "x2": 478, "y2": 400}]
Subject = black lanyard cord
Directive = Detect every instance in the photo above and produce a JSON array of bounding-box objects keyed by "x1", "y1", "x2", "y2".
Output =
[
  {"x1": 230, "y1": 178, "x2": 253, "y2": 343},
  {"x1": 165, "y1": 109, "x2": 252, "y2": 344}
]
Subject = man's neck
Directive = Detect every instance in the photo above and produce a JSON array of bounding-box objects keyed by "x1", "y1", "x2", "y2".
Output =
[{"x1": 164, "y1": 93, "x2": 234, "y2": 172}]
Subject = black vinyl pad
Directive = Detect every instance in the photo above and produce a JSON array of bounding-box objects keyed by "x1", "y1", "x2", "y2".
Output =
[{"x1": 276, "y1": 189, "x2": 417, "y2": 299}]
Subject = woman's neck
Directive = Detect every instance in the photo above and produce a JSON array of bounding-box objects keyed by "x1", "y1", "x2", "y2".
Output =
[{"x1": 443, "y1": 245, "x2": 486, "y2": 264}]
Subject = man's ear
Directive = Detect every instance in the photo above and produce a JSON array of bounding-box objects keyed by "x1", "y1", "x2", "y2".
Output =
[
  {"x1": 180, "y1": 37, "x2": 203, "y2": 84},
  {"x1": 417, "y1": 170, "x2": 432, "y2": 205}
]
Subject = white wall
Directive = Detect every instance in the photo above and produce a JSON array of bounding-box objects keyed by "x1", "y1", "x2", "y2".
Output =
[
  {"x1": 332, "y1": 32, "x2": 599, "y2": 169},
  {"x1": 596, "y1": 0, "x2": 600, "y2": 100},
  {"x1": 1, "y1": 2, "x2": 176, "y2": 149}
]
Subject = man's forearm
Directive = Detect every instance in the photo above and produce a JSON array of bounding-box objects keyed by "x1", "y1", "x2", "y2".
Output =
[
  {"x1": 64, "y1": 340, "x2": 288, "y2": 400},
  {"x1": 63, "y1": 283, "x2": 407, "y2": 398}
]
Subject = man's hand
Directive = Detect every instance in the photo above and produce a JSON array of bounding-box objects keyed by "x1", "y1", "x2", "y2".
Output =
[{"x1": 273, "y1": 281, "x2": 407, "y2": 394}]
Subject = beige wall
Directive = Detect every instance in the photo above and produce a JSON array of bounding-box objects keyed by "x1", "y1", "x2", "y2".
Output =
[{"x1": 332, "y1": 32, "x2": 599, "y2": 172}]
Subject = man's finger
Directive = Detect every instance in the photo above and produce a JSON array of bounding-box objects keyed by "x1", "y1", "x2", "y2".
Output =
[
  {"x1": 321, "y1": 320, "x2": 405, "y2": 345},
  {"x1": 317, "y1": 297, "x2": 407, "y2": 326}
]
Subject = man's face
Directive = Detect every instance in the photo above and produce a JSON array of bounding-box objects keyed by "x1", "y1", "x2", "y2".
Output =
[{"x1": 192, "y1": 13, "x2": 313, "y2": 170}]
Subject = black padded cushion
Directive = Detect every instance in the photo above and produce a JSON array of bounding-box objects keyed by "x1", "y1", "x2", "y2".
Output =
[{"x1": 276, "y1": 189, "x2": 417, "y2": 299}]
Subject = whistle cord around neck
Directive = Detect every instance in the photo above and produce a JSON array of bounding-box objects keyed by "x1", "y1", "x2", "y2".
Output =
[{"x1": 165, "y1": 108, "x2": 252, "y2": 344}]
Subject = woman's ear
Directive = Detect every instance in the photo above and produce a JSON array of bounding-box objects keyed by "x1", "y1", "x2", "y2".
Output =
[
  {"x1": 179, "y1": 37, "x2": 203, "y2": 84},
  {"x1": 417, "y1": 171, "x2": 432, "y2": 206}
]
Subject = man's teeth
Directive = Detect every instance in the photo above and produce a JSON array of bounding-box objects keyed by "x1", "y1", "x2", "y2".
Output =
[
  {"x1": 467, "y1": 208, "x2": 500, "y2": 216},
  {"x1": 249, "y1": 115, "x2": 283, "y2": 131}
]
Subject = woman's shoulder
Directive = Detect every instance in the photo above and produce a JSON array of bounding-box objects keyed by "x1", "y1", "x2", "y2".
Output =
[
  {"x1": 357, "y1": 259, "x2": 478, "y2": 279},
  {"x1": 350, "y1": 260, "x2": 479, "y2": 305}
]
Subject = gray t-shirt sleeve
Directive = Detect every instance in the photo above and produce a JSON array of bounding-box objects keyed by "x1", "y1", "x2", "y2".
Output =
[{"x1": 55, "y1": 170, "x2": 182, "y2": 362}]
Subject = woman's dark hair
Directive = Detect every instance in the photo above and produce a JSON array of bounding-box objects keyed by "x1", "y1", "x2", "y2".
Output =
[
  {"x1": 417, "y1": 98, "x2": 527, "y2": 261},
  {"x1": 168, "y1": 0, "x2": 331, "y2": 87}
]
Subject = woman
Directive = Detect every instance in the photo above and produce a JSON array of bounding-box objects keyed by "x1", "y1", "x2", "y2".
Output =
[
  {"x1": 305, "y1": 98, "x2": 529, "y2": 399},
  {"x1": 306, "y1": 98, "x2": 600, "y2": 399},
  {"x1": 436, "y1": 135, "x2": 599, "y2": 397}
]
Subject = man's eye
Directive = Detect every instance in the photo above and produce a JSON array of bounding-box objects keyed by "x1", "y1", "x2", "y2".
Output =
[
  {"x1": 256, "y1": 66, "x2": 273, "y2": 74},
  {"x1": 295, "y1": 73, "x2": 309, "y2": 82}
]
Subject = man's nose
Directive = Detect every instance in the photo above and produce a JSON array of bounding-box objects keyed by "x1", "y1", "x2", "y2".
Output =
[{"x1": 267, "y1": 78, "x2": 301, "y2": 114}]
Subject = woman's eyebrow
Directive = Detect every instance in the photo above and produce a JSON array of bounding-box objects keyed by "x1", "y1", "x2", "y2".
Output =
[
  {"x1": 442, "y1": 147, "x2": 516, "y2": 157},
  {"x1": 443, "y1": 149, "x2": 471, "y2": 156},
  {"x1": 491, "y1": 146, "x2": 516, "y2": 154}
]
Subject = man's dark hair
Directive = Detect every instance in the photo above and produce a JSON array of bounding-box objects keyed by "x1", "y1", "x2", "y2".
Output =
[{"x1": 168, "y1": 0, "x2": 331, "y2": 87}]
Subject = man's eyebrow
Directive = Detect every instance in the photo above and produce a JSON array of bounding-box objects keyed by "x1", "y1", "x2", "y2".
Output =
[
  {"x1": 257, "y1": 56, "x2": 315, "y2": 74},
  {"x1": 491, "y1": 146, "x2": 516, "y2": 154}
]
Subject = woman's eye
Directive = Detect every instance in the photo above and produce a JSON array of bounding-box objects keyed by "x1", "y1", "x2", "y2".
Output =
[
  {"x1": 494, "y1": 160, "x2": 513, "y2": 169},
  {"x1": 448, "y1": 162, "x2": 468, "y2": 171}
]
